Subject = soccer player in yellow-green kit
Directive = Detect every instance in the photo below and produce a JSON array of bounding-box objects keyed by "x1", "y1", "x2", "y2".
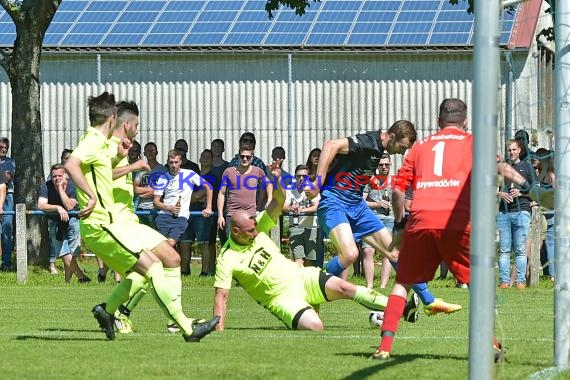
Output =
[
  {"x1": 64, "y1": 92, "x2": 219, "y2": 341},
  {"x1": 213, "y1": 160, "x2": 418, "y2": 331}
]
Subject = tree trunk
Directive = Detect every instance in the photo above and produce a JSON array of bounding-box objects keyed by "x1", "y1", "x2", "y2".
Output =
[{"x1": 8, "y1": 23, "x2": 47, "y2": 265}]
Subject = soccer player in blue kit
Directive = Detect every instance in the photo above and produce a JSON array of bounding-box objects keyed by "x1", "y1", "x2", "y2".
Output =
[{"x1": 313, "y1": 120, "x2": 461, "y2": 317}]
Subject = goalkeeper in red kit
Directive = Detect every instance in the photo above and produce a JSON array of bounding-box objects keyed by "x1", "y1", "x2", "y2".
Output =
[{"x1": 371, "y1": 98, "x2": 532, "y2": 361}]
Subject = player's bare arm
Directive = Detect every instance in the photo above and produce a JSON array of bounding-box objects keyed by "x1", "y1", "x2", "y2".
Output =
[
  {"x1": 217, "y1": 184, "x2": 227, "y2": 229},
  {"x1": 265, "y1": 159, "x2": 285, "y2": 223},
  {"x1": 64, "y1": 157, "x2": 97, "y2": 218},
  {"x1": 213, "y1": 287, "x2": 229, "y2": 331},
  {"x1": 112, "y1": 160, "x2": 150, "y2": 180}
]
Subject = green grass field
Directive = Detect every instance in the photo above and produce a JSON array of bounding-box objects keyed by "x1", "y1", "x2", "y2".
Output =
[{"x1": 0, "y1": 263, "x2": 567, "y2": 380}]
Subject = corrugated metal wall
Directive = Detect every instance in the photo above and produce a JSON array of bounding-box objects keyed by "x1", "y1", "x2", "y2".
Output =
[{"x1": 0, "y1": 51, "x2": 537, "y2": 177}]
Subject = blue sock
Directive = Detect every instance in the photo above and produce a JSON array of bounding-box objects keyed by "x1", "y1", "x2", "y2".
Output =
[
  {"x1": 325, "y1": 256, "x2": 345, "y2": 276},
  {"x1": 412, "y1": 282, "x2": 435, "y2": 305},
  {"x1": 390, "y1": 260, "x2": 435, "y2": 305}
]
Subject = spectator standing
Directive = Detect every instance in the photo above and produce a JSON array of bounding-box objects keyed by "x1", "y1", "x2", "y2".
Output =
[
  {"x1": 271, "y1": 146, "x2": 293, "y2": 187},
  {"x1": 283, "y1": 164, "x2": 320, "y2": 267},
  {"x1": 0, "y1": 170, "x2": 8, "y2": 271},
  {"x1": 535, "y1": 148, "x2": 555, "y2": 280},
  {"x1": 154, "y1": 149, "x2": 213, "y2": 274},
  {"x1": 497, "y1": 139, "x2": 534, "y2": 289},
  {"x1": 217, "y1": 144, "x2": 272, "y2": 236},
  {"x1": 171, "y1": 139, "x2": 200, "y2": 173},
  {"x1": 514, "y1": 129, "x2": 535, "y2": 162},
  {"x1": 190, "y1": 149, "x2": 217, "y2": 277},
  {"x1": 305, "y1": 148, "x2": 321, "y2": 181},
  {"x1": 38, "y1": 164, "x2": 91, "y2": 283},
  {"x1": 0, "y1": 137, "x2": 15, "y2": 272},
  {"x1": 305, "y1": 148, "x2": 324, "y2": 267},
  {"x1": 210, "y1": 139, "x2": 230, "y2": 245},
  {"x1": 134, "y1": 142, "x2": 167, "y2": 229},
  {"x1": 229, "y1": 133, "x2": 270, "y2": 211}
]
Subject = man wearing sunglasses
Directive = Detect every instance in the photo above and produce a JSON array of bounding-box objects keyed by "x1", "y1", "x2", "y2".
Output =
[{"x1": 217, "y1": 143, "x2": 272, "y2": 237}]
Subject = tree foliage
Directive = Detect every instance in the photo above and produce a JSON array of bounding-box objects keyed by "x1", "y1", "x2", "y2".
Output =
[{"x1": 265, "y1": 0, "x2": 320, "y2": 18}]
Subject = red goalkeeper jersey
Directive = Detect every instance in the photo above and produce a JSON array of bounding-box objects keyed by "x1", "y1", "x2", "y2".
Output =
[{"x1": 393, "y1": 128, "x2": 472, "y2": 230}]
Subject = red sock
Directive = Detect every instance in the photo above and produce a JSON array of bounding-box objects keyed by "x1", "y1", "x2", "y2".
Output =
[{"x1": 378, "y1": 295, "x2": 407, "y2": 352}]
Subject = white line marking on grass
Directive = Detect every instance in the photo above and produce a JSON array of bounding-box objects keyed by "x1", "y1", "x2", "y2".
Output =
[{"x1": 528, "y1": 367, "x2": 561, "y2": 380}]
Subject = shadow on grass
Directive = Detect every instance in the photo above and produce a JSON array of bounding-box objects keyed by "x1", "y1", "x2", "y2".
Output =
[
  {"x1": 42, "y1": 328, "x2": 95, "y2": 333},
  {"x1": 338, "y1": 352, "x2": 466, "y2": 380},
  {"x1": 16, "y1": 335, "x2": 103, "y2": 341},
  {"x1": 224, "y1": 326, "x2": 288, "y2": 331},
  {"x1": 15, "y1": 327, "x2": 110, "y2": 341}
]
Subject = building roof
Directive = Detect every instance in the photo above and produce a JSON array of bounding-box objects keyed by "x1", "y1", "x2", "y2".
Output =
[{"x1": 0, "y1": 0, "x2": 542, "y2": 51}]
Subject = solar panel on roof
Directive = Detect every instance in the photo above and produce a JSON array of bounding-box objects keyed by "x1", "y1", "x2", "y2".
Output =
[
  {"x1": 78, "y1": 12, "x2": 118, "y2": 23},
  {"x1": 430, "y1": 33, "x2": 470, "y2": 45},
  {"x1": 264, "y1": 33, "x2": 305, "y2": 45},
  {"x1": 144, "y1": 34, "x2": 185, "y2": 45},
  {"x1": 103, "y1": 34, "x2": 145, "y2": 46},
  {"x1": 62, "y1": 34, "x2": 103, "y2": 45},
  {"x1": 58, "y1": 1, "x2": 89, "y2": 12},
  {"x1": 157, "y1": 12, "x2": 198, "y2": 23},
  {"x1": 53, "y1": 12, "x2": 82, "y2": 23},
  {"x1": 184, "y1": 33, "x2": 224, "y2": 45},
  {"x1": 151, "y1": 23, "x2": 189, "y2": 34},
  {"x1": 126, "y1": 1, "x2": 164, "y2": 12},
  {"x1": 0, "y1": 0, "x2": 519, "y2": 48},
  {"x1": 0, "y1": 34, "x2": 14, "y2": 45},
  {"x1": 306, "y1": 33, "x2": 346, "y2": 45},
  {"x1": 70, "y1": 23, "x2": 112, "y2": 34},
  {"x1": 224, "y1": 33, "x2": 265, "y2": 45},
  {"x1": 232, "y1": 22, "x2": 272, "y2": 33},
  {"x1": 87, "y1": 1, "x2": 126, "y2": 12},
  {"x1": 348, "y1": 33, "x2": 388, "y2": 45}
]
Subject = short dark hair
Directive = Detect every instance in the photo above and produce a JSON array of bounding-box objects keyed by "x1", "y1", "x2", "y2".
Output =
[
  {"x1": 239, "y1": 132, "x2": 256, "y2": 147},
  {"x1": 272, "y1": 146, "x2": 286, "y2": 160},
  {"x1": 211, "y1": 138, "x2": 225, "y2": 148},
  {"x1": 388, "y1": 120, "x2": 417, "y2": 145},
  {"x1": 239, "y1": 143, "x2": 254, "y2": 153},
  {"x1": 295, "y1": 164, "x2": 309, "y2": 174},
  {"x1": 174, "y1": 139, "x2": 188, "y2": 153},
  {"x1": 88, "y1": 92, "x2": 116, "y2": 126},
  {"x1": 116, "y1": 100, "x2": 139, "y2": 123},
  {"x1": 60, "y1": 149, "x2": 73, "y2": 161},
  {"x1": 380, "y1": 153, "x2": 391, "y2": 161},
  {"x1": 514, "y1": 130, "x2": 529, "y2": 144},
  {"x1": 0, "y1": 137, "x2": 9, "y2": 148},
  {"x1": 144, "y1": 142, "x2": 157, "y2": 150},
  {"x1": 439, "y1": 98, "x2": 467, "y2": 124},
  {"x1": 130, "y1": 140, "x2": 141, "y2": 152}
]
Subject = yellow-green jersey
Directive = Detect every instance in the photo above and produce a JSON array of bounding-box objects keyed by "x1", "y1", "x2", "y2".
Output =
[
  {"x1": 108, "y1": 136, "x2": 138, "y2": 223},
  {"x1": 214, "y1": 212, "x2": 302, "y2": 306},
  {"x1": 70, "y1": 127, "x2": 115, "y2": 225}
]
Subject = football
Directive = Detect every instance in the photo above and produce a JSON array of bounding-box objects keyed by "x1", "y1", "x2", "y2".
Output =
[{"x1": 369, "y1": 311, "x2": 384, "y2": 329}]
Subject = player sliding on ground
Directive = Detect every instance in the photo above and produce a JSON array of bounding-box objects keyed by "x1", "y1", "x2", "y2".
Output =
[{"x1": 212, "y1": 160, "x2": 418, "y2": 330}]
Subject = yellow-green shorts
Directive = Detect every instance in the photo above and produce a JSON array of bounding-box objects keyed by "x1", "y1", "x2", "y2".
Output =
[
  {"x1": 266, "y1": 266, "x2": 331, "y2": 329},
  {"x1": 81, "y1": 222, "x2": 167, "y2": 276}
]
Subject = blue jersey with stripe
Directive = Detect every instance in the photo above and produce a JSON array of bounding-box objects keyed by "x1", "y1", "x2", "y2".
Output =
[{"x1": 321, "y1": 130, "x2": 385, "y2": 204}]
